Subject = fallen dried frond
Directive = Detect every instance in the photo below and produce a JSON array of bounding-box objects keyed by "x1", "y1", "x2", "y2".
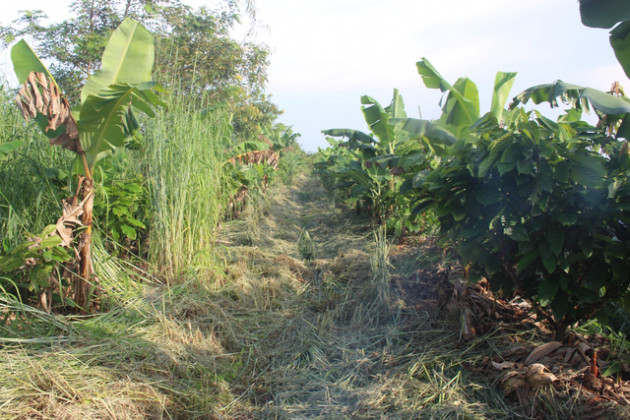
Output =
[
  {"x1": 228, "y1": 150, "x2": 279, "y2": 169},
  {"x1": 15, "y1": 71, "x2": 81, "y2": 153}
]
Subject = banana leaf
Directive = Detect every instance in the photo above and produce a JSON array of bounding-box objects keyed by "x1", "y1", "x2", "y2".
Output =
[
  {"x1": 417, "y1": 58, "x2": 480, "y2": 128},
  {"x1": 579, "y1": 0, "x2": 630, "y2": 28},
  {"x1": 511, "y1": 80, "x2": 630, "y2": 115}
]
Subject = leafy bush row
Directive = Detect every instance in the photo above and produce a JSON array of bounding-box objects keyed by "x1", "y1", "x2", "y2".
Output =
[{"x1": 316, "y1": 57, "x2": 630, "y2": 338}]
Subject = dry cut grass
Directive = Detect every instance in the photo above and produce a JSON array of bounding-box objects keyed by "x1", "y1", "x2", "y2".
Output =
[{"x1": 1, "y1": 174, "x2": 629, "y2": 419}]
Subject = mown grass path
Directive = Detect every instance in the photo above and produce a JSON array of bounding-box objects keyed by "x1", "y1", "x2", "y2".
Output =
[
  {"x1": 215, "y1": 175, "x2": 501, "y2": 419},
  {"x1": 3, "y1": 174, "x2": 627, "y2": 419}
]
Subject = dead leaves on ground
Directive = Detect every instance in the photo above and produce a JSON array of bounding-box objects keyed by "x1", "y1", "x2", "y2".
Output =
[
  {"x1": 390, "y1": 239, "x2": 630, "y2": 418},
  {"x1": 484, "y1": 335, "x2": 630, "y2": 418}
]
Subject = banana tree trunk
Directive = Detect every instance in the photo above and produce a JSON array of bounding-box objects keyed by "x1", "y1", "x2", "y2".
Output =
[{"x1": 74, "y1": 176, "x2": 95, "y2": 312}]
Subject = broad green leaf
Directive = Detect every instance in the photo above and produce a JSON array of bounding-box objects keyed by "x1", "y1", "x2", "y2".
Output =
[
  {"x1": 569, "y1": 152, "x2": 606, "y2": 188},
  {"x1": 112, "y1": 206, "x2": 128, "y2": 217},
  {"x1": 11, "y1": 40, "x2": 56, "y2": 86},
  {"x1": 555, "y1": 160, "x2": 570, "y2": 183},
  {"x1": 399, "y1": 151, "x2": 425, "y2": 170},
  {"x1": 387, "y1": 88, "x2": 407, "y2": 119},
  {"x1": 361, "y1": 95, "x2": 392, "y2": 144},
  {"x1": 509, "y1": 226, "x2": 530, "y2": 242},
  {"x1": 475, "y1": 186, "x2": 501, "y2": 205},
  {"x1": 610, "y1": 21, "x2": 630, "y2": 80},
  {"x1": 322, "y1": 129, "x2": 376, "y2": 145},
  {"x1": 539, "y1": 243, "x2": 557, "y2": 273},
  {"x1": 0, "y1": 140, "x2": 23, "y2": 159},
  {"x1": 490, "y1": 71, "x2": 517, "y2": 123},
  {"x1": 547, "y1": 226, "x2": 564, "y2": 257},
  {"x1": 517, "y1": 158, "x2": 535, "y2": 175},
  {"x1": 120, "y1": 224, "x2": 137, "y2": 240},
  {"x1": 538, "y1": 278, "x2": 559, "y2": 302},
  {"x1": 551, "y1": 293, "x2": 569, "y2": 319},
  {"x1": 416, "y1": 58, "x2": 480, "y2": 128},
  {"x1": 361, "y1": 89, "x2": 407, "y2": 148},
  {"x1": 417, "y1": 58, "x2": 451, "y2": 91},
  {"x1": 412, "y1": 169, "x2": 430, "y2": 188},
  {"x1": 442, "y1": 77, "x2": 480, "y2": 127},
  {"x1": 125, "y1": 217, "x2": 146, "y2": 229},
  {"x1": 511, "y1": 80, "x2": 630, "y2": 115},
  {"x1": 392, "y1": 118, "x2": 457, "y2": 145},
  {"x1": 517, "y1": 249, "x2": 538, "y2": 272},
  {"x1": 81, "y1": 19, "x2": 154, "y2": 104},
  {"x1": 579, "y1": 0, "x2": 630, "y2": 28},
  {"x1": 80, "y1": 84, "x2": 159, "y2": 167}
]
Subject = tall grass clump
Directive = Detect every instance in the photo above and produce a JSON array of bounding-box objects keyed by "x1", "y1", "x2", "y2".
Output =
[
  {"x1": 371, "y1": 224, "x2": 392, "y2": 307},
  {"x1": 144, "y1": 92, "x2": 232, "y2": 282}
]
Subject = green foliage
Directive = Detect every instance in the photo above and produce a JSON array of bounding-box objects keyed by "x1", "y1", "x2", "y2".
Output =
[
  {"x1": 78, "y1": 19, "x2": 164, "y2": 169},
  {"x1": 579, "y1": 0, "x2": 630, "y2": 79},
  {"x1": 11, "y1": 18, "x2": 164, "y2": 171},
  {"x1": 579, "y1": 0, "x2": 630, "y2": 28},
  {"x1": 0, "y1": 225, "x2": 72, "y2": 299},
  {"x1": 0, "y1": 122, "x2": 74, "y2": 247},
  {"x1": 0, "y1": 140, "x2": 23, "y2": 159},
  {"x1": 316, "y1": 89, "x2": 437, "y2": 236},
  {"x1": 264, "y1": 123, "x2": 301, "y2": 151},
  {"x1": 415, "y1": 106, "x2": 630, "y2": 335},
  {"x1": 144, "y1": 94, "x2": 230, "y2": 281},
  {"x1": 96, "y1": 179, "x2": 147, "y2": 244},
  {"x1": 417, "y1": 58, "x2": 479, "y2": 133},
  {"x1": 318, "y1": 54, "x2": 630, "y2": 338},
  {"x1": 406, "y1": 58, "x2": 630, "y2": 337},
  {"x1": 1, "y1": 0, "x2": 278, "y2": 136}
]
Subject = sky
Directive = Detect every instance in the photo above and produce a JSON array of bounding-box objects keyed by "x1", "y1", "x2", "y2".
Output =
[{"x1": 1, "y1": 0, "x2": 629, "y2": 152}]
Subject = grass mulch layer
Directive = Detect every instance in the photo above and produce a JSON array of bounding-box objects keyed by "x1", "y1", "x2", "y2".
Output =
[{"x1": 1, "y1": 174, "x2": 630, "y2": 419}]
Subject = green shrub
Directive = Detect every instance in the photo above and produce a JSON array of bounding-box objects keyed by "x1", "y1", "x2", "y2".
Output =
[{"x1": 414, "y1": 107, "x2": 630, "y2": 338}]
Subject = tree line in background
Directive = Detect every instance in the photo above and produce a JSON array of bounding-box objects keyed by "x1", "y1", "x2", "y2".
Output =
[{"x1": 0, "y1": 0, "x2": 279, "y2": 141}]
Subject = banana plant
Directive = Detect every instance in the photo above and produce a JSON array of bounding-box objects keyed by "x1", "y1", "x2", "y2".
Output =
[
  {"x1": 579, "y1": 0, "x2": 630, "y2": 79},
  {"x1": 510, "y1": 80, "x2": 630, "y2": 137},
  {"x1": 11, "y1": 19, "x2": 163, "y2": 311},
  {"x1": 321, "y1": 90, "x2": 431, "y2": 232}
]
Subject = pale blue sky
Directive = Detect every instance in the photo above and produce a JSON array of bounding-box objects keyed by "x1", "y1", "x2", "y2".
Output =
[{"x1": 2, "y1": 0, "x2": 628, "y2": 151}]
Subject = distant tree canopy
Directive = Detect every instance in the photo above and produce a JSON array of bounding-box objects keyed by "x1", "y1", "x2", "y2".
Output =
[{"x1": 0, "y1": 0, "x2": 280, "y2": 141}]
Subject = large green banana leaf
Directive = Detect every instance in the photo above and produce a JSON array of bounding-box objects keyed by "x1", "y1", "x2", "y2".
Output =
[
  {"x1": 80, "y1": 83, "x2": 162, "y2": 168},
  {"x1": 392, "y1": 118, "x2": 457, "y2": 146},
  {"x1": 416, "y1": 58, "x2": 480, "y2": 128},
  {"x1": 578, "y1": 0, "x2": 630, "y2": 80},
  {"x1": 511, "y1": 80, "x2": 630, "y2": 115},
  {"x1": 81, "y1": 19, "x2": 154, "y2": 104},
  {"x1": 611, "y1": 21, "x2": 630, "y2": 79},
  {"x1": 490, "y1": 71, "x2": 517, "y2": 123},
  {"x1": 579, "y1": 0, "x2": 630, "y2": 29},
  {"x1": 79, "y1": 19, "x2": 161, "y2": 168},
  {"x1": 11, "y1": 40, "x2": 56, "y2": 85},
  {"x1": 360, "y1": 89, "x2": 408, "y2": 151},
  {"x1": 322, "y1": 129, "x2": 375, "y2": 146}
]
